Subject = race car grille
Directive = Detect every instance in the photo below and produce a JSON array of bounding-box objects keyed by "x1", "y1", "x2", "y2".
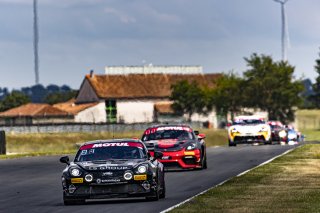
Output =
[
  {"x1": 182, "y1": 157, "x2": 197, "y2": 165},
  {"x1": 234, "y1": 136, "x2": 266, "y2": 143},
  {"x1": 73, "y1": 184, "x2": 147, "y2": 195},
  {"x1": 162, "y1": 162, "x2": 181, "y2": 169}
]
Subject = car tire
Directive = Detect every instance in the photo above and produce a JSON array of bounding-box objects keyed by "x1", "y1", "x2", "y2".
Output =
[
  {"x1": 201, "y1": 151, "x2": 207, "y2": 169},
  {"x1": 159, "y1": 183, "x2": 166, "y2": 199},
  {"x1": 146, "y1": 187, "x2": 159, "y2": 201},
  {"x1": 228, "y1": 140, "x2": 236, "y2": 147}
]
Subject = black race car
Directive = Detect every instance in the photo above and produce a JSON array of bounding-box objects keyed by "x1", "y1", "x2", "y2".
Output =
[
  {"x1": 60, "y1": 139, "x2": 165, "y2": 205},
  {"x1": 141, "y1": 124, "x2": 207, "y2": 170}
]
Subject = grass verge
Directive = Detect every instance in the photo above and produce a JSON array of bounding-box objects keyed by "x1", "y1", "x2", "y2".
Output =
[
  {"x1": 171, "y1": 144, "x2": 320, "y2": 213},
  {"x1": 3, "y1": 129, "x2": 228, "y2": 158}
]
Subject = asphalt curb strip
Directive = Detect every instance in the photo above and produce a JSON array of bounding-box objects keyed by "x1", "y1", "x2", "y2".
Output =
[{"x1": 160, "y1": 146, "x2": 297, "y2": 213}]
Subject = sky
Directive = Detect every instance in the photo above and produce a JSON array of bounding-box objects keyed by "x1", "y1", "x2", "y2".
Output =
[{"x1": 0, "y1": 0, "x2": 319, "y2": 90}]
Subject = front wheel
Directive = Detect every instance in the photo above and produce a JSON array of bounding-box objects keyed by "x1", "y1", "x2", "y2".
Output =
[
  {"x1": 228, "y1": 139, "x2": 236, "y2": 147},
  {"x1": 146, "y1": 188, "x2": 159, "y2": 201},
  {"x1": 201, "y1": 151, "x2": 207, "y2": 169}
]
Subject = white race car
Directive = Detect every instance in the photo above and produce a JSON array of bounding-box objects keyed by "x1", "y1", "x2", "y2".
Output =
[{"x1": 228, "y1": 116, "x2": 271, "y2": 146}]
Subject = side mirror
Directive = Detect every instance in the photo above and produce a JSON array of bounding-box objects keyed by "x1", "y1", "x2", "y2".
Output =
[
  {"x1": 154, "y1": 151, "x2": 163, "y2": 160},
  {"x1": 198, "y1": 133, "x2": 206, "y2": 140},
  {"x1": 60, "y1": 156, "x2": 70, "y2": 165},
  {"x1": 194, "y1": 130, "x2": 199, "y2": 136}
]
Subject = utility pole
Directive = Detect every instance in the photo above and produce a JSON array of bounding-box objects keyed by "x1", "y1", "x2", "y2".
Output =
[{"x1": 33, "y1": 0, "x2": 40, "y2": 84}]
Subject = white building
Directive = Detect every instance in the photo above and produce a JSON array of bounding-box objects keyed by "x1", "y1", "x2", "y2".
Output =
[{"x1": 75, "y1": 70, "x2": 221, "y2": 127}]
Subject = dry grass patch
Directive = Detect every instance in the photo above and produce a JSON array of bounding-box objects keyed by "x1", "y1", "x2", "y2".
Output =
[{"x1": 172, "y1": 144, "x2": 320, "y2": 213}]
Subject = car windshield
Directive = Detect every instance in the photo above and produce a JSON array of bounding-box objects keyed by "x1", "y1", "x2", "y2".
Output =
[
  {"x1": 142, "y1": 129, "x2": 195, "y2": 141},
  {"x1": 75, "y1": 143, "x2": 147, "y2": 162},
  {"x1": 233, "y1": 119, "x2": 265, "y2": 125}
]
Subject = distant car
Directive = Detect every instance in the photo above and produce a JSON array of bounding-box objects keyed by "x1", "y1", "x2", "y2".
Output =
[
  {"x1": 281, "y1": 125, "x2": 300, "y2": 145},
  {"x1": 228, "y1": 115, "x2": 272, "y2": 146},
  {"x1": 141, "y1": 125, "x2": 207, "y2": 170},
  {"x1": 267, "y1": 121, "x2": 286, "y2": 143},
  {"x1": 60, "y1": 139, "x2": 165, "y2": 205}
]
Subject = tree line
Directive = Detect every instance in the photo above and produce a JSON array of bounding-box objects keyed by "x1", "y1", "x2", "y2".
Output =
[
  {"x1": 170, "y1": 53, "x2": 306, "y2": 124},
  {"x1": 0, "y1": 84, "x2": 77, "y2": 112}
]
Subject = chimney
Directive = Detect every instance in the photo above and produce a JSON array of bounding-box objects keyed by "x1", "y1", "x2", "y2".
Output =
[{"x1": 90, "y1": 69, "x2": 94, "y2": 78}]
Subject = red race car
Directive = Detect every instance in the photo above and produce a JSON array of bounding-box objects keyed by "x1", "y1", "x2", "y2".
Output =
[{"x1": 141, "y1": 125, "x2": 207, "y2": 170}]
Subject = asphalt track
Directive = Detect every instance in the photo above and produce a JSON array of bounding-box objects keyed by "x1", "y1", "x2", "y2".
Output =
[{"x1": 0, "y1": 144, "x2": 298, "y2": 213}]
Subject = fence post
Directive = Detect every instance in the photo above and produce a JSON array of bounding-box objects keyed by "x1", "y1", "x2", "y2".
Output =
[{"x1": 0, "y1": 131, "x2": 6, "y2": 155}]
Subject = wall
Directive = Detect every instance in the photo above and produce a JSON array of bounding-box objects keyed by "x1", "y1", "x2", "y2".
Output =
[
  {"x1": 117, "y1": 100, "x2": 156, "y2": 123},
  {"x1": 189, "y1": 109, "x2": 218, "y2": 129},
  {"x1": 75, "y1": 102, "x2": 106, "y2": 123}
]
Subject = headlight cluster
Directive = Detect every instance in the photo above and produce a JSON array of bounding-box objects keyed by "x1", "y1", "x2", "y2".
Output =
[
  {"x1": 70, "y1": 168, "x2": 81, "y2": 177},
  {"x1": 124, "y1": 171, "x2": 133, "y2": 180},
  {"x1": 279, "y1": 130, "x2": 287, "y2": 138},
  {"x1": 137, "y1": 165, "x2": 147, "y2": 173},
  {"x1": 186, "y1": 143, "x2": 196, "y2": 151},
  {"x1": 231, "y1": 128, "x2": 238, "y2": 133},
  {"x1": 85, "y1": 174, "x2": 93, "y2": 182}
]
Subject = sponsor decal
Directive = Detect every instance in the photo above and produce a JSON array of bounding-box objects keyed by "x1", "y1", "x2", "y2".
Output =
[
  {"x1": 134, "y1": 175, "x2": 147, "y2": 181},
  {"x1": 80, "y1": 142, "x2": 143, "y2": 150},
  {"x1": 71, "y1": 178, "x2": 83, "y2": 184},
  {"x1": 184, "y1": 151, "x2": 195, "y2": 155},
  {"x1": 93, "y1": 143, "x2": 129, "y2": 148},
  {"x1": 144, "y1": 127, "x2": 192, "y2": 135},
  {"x1": 101, "y1": 179, "x2": 121, "y2": 183},
  {"x1": 102, "y1": 172, "x2": 113, "y2": 176},
  {"x1": 156, "y1": 126, "x2": 192, "y2": 132}
]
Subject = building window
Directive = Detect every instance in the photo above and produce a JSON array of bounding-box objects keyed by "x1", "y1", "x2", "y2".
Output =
[{"x1": 105, "y1": 100, "x2": 117, "y2": 123}]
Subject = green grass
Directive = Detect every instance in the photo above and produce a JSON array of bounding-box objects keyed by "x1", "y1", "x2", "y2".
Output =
[
  {"x1": 296, "y1": 109, "x2": 320, "y2": 130},
  {"x1": 6, "y1": 131, "x2": 143, "y2": 155},
  {"x1": 171, "y1": 144, "x2": 320, "y2": 213}
]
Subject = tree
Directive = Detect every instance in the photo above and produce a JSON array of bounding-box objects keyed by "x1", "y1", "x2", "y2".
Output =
[
  {"x1": 243, "y1": 53, "x2": 303, "y2": 123},
  {"x1": 170, "y1": 80, "x2": 211, "y2": 121},
  {"x1": 0, "y1": 91, "x2": 30, "y2": 112},
  {"x1": 44, "y1": 90, "x2": 78, "y2": 105},
  {"x1": 211, "y1": 72, "x2": 245, "y2": 120},
  {"x1": 309, "y1": 49, "x2": 320, "y2": 108}
]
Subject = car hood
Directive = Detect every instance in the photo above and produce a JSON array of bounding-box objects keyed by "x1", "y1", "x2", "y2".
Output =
[
  {"x1": 74, "y1": 159, "x2": 145, "y2": 171},
  {"x1": 144, "y1": 139, "x2": 195, "y2": 151}
]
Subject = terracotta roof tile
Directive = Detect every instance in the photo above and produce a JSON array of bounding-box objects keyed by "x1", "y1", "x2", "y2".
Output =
[
  {"x1": 86, "y1": 73, "x2": 221, "y2": 99},
  {"x1": 54, "y1": 101, "x2": 99, "y2": 115},
  {"x1": 0, "y1": 103, "x2": 70, "y2": 117}
]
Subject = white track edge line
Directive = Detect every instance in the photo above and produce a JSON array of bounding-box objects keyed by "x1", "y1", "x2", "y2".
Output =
[{"x1": 160, "y1": 146, "x2": 297, "y2": 213}]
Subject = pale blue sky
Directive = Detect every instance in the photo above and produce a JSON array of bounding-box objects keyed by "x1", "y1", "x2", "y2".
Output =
[{"x1": 0, "y1": 0, "x2": 319, "y2": 89}]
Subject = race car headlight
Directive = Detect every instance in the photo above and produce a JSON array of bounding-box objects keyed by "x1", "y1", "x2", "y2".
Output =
[
  {"x1": 85, "y1": 174, "x2": 93, "y2": 182},
  {"x1": 231, "y1": 128, "x2": 238, "y2": 133},
  {"x1": 124, "y1": 171, "x2": 133, "y2": 180},
  {"x1": 137, "y1": 165, "x2": 147, "y2": 174},
  {"x1": 70, "y1": 168, "x2": 81, "y2": 177},
  {"x1": 259, "y1": 127, "x2": 268, "y2": 132},
  {"x1": 279, "y1": 130, "x2": 287, "y2": 138},
  {"x1": 186, "y1": 143, "x2": 196, "y2": 151}
]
